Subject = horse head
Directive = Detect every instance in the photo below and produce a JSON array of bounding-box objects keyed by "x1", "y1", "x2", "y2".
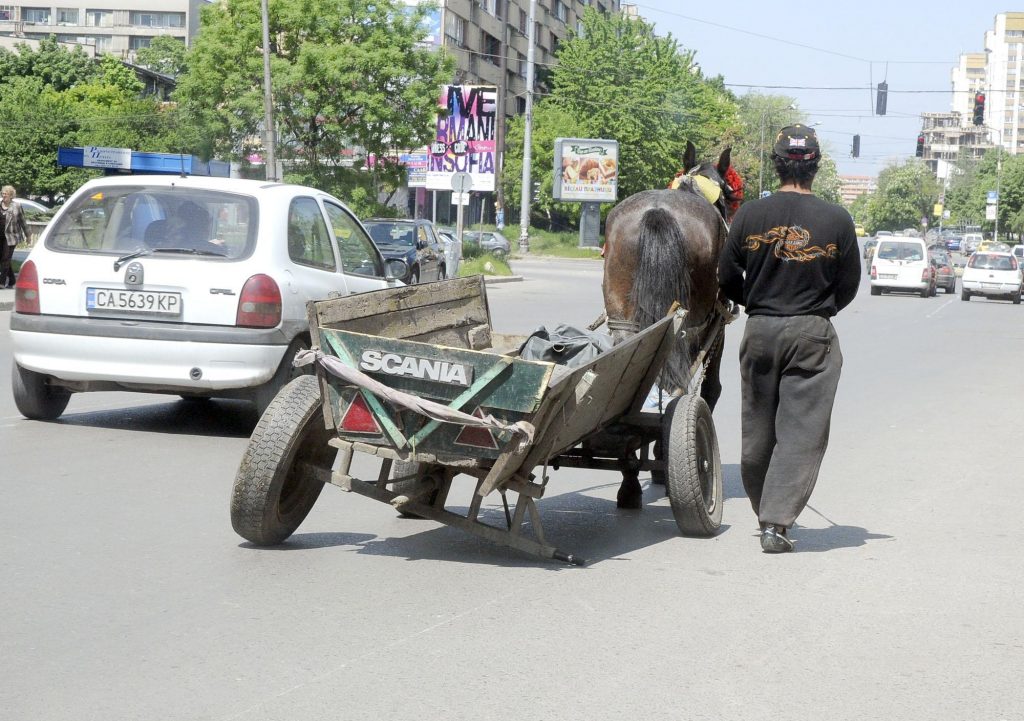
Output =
[{"x1": 681, "y1": 141, "x2": 742, "y2": 222}]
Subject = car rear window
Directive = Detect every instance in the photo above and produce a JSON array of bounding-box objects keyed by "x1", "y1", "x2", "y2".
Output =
[
  {"x1": 876, "y1": 241, "x2": 924, "y2": 261},
  {"x1": 46, "y1": 185, "x2": 257, "y2": 260},
  {"x1": 364, "y1": 222, "x2": 416, "y2": 247},
  {"x1": 969, "y1": 253, "x2": 1017, "y2": 270}
]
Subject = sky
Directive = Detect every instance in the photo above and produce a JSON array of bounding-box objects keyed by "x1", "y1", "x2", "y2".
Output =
[{"x1": 633, "y1": 1, "x2": 1016, "y2": 178}]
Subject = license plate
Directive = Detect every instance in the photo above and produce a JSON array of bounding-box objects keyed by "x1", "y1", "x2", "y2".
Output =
[
  {"x1": 86, "y1": 287, "x2": 182, "y2": 316},
  {"x1": 879, "y1": 273, "x2": 897, "y2": 280}
]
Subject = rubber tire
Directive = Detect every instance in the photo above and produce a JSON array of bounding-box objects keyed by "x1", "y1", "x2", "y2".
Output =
[
  {"x1": 946, "y1": 281, "x2": 956, "y2": 294},
  {"x1": 391, "y1": 460, "x2": 441, "y2": 518},
  {"x1": 870, "y1": 286, "x2": 882, "y2": 296},
  {"x1": 962, "y1": 289, "x2": 970, "y2": 301},
  {"x1": 230, "y1": 375, "x2": 336, "y2": 545},
  {"x1": 663, "y1": 394, "x2": 723, "y2": 536},
  {"x1": 920, "y1": 286, "x2": 930, "y2": 298},
  {"x1": 12, "y1": 362, "x2": 71, "y2": 421},
  {"x1": 491, "y1": 248, "x2": 507, "y2": 259},
  {"x1": 252, "y1": 336, "x2": 311, "y2": 418},
  {"x1": 1014, "y1": 293, "x2": 1021, "y2": 305}
]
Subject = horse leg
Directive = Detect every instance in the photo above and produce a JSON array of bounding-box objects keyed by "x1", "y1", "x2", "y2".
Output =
[
  {"x1": 700, "y1": 332, "x2": 725, "y2": 413},
  {"x1": 616, "y1": 453, "x2": 643, "y2": 509}
]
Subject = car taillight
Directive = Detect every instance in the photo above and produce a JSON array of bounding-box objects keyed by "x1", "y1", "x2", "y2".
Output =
[
  {"x1": 921, "y1": 269, "x2": 930, "y2": 281},
  {"x1": 14, "y1": 260, "x2": 40, "y2": 314},
  {"x1": 236, "y1": 274, "x2": 281, "y2": 328},
  {"x1": 870, "y1": 265, "x2": 877, "y2": 280}
]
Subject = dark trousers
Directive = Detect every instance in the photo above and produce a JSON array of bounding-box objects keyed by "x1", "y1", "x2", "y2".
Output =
[
  {"x1": 739, "y1": 315, "x2": 843, "y2": 528},
  {"x1": 0, "y1": 241, "x2": 15, "y2": 287}
]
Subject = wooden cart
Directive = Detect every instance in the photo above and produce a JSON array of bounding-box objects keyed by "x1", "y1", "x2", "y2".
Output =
[{"x1": 230, "y1": 277, "x2": 727, "y2": 565}]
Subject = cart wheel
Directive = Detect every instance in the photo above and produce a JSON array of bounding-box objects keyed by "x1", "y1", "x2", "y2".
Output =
[
  {"x1": 391, "y1": 460, "x2": 441, "y2": 518},
  {"x1": 231, "y1": 375, "x2": 336, "y2": 545},
  {"x1": 663, "y1": 394, "x2": 723, "y2": 536}
]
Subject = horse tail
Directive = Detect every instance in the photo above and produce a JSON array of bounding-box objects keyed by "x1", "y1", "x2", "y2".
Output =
[{"x1": 628, "y1": 207, "x2": 692, "y2": 391}]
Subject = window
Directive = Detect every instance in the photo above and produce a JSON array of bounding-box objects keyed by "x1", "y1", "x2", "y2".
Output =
[
  {"x1": 57, "y1": 7, "x2": 79, "y2": 24},
  {"x1": 0, "y1": 6, "x2": 11, "y2": 21},
  {"x1": 93, "y1": 35, "x2": 111, "y2": 51},
  {"x1": 482, "y1": 31, "x2": 500, "y2": 65},
  {"x1": 554, "y1": 1, "x2": 567, "y2": 22},
  {"x1": 324, "y1": 203, "x2": 382, "y2": 278},
  {"x1": 129, "y1": 11, "x2": 184, "y2": 28},
  {"x1": 22, "y1": 7, "x2": 51, "y2": 23},
  {"x1": 85, "y1": 10, "x2": 113, "y2": 28},
  {"x1": 477, "y1": 0, "x2": 497, "y2": 16},
  {"x1": 518, "y1": 8, "x2": 527, "y2": 34},
  {"x1": 445, "y1": 12, "x2": 465, "y2": 46},
  {"x1": 129, "y1": 36, "x2": 152, "y2": 50},
  {"x1": 288, "y1": 198, "x2": 336, "y2": 270}
]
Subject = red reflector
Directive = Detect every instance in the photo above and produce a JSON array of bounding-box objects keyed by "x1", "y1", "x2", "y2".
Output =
[
  {"x1": 236, "y1": 274, "x2": 281, "y2": 328},
  {"x1": 870, "y1": 266, "x2": 877, "y2": 280},
  {"x1": 341, "y1": 393, "x2": 381, "y2": 434},
  {"x1": 14, "y1": 260, "x2": 40, "y2": 314},
  {"x1": 454, "y1": 408, "x2": 499, "y2": 449}
]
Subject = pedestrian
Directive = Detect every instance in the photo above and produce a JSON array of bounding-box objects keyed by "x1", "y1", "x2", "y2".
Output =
[
  {"x1": 718, "y1": 124, "x2": 862, "y2": 553},
  {"x1": 0, "y1": 185, "x2": 30, "y2": 288}
]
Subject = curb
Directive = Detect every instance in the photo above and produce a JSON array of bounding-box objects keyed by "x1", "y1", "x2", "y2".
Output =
[
  {"x1": 483, "y1": 275, "x2": 524, "y2": 284},
  {"x1": 0, "y1": 300, "x2": 11, "y2": 312}
]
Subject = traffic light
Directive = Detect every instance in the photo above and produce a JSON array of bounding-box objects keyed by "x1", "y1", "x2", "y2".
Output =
[
  {"x1": 876, "y1": 82, "x2": 888, "y2": 116},
  {"x1": 973, "y1": 92, "x2": 986, "y2": 126},
  {"x1": 915, "y1": 133, "x2": 925, "y2": 157},
  {"x1": 852, "y1": 134, "x2": 861, "y2": 158}
]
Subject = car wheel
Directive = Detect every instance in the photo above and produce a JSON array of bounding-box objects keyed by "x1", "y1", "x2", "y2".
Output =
[
  {"x1": 1014, "y1": 293, "x2": 1021, "y2": 305},
  {"x1": 920, "y1": 286, "x2": 930, "y2": 298},
  {"x1": 946, "y1": 281, "x2": 956, "y2": 294},
  {"x1": 870, "y1": 285, "x2": 882, "y2": 296},
  {"x1": 12, "y1": 362, "x2": 72, "y2": 421},
  {"x1": 492, "y1": 248, "x2": 507, "y2": 259},
  {"x1": 961, "y1": 289, "x2": 970, "y2": 301}
]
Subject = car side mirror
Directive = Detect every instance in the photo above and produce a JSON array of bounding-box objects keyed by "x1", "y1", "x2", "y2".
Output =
[
  {"x1": 385, "y1": 258, "x2": 409, "y2": 281},
  {"x1": 416, "y1": 239, "x2": 427, "y2": 250}
]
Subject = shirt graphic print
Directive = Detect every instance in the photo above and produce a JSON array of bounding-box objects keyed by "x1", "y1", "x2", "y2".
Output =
[{"x1": 745, "y1": 225, "x2": 838, "y2": 262}]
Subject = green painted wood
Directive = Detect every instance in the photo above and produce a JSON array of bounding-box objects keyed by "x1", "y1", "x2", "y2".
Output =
[{"x1": 407, "y1": 356, "x2": 513, "y2": 447}]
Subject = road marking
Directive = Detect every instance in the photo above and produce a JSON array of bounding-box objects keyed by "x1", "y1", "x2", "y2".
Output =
[{"x1": 925, "y1": 297, "x2": 956, "y2": 318}]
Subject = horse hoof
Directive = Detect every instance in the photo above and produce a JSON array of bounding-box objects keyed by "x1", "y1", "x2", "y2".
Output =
[{"x1": 616, "y1": 489, "x2": 643, "y2": 509}]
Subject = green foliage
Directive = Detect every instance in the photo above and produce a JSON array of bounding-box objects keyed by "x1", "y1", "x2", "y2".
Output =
[
  {"x1": 176, "y1": 0, "x2": 452, "y2": 198},
  {"x1": 457, "y1": 256, "x2": 513, "y2": 277},
  {"x1": 862, "y1": 159, "x2": 940, "y2": 232},
  {"x1": 135, "y1": 36, "x2": 188, "y2": 77},
  {"x1": 503, "y1": 9, "x2": 739, "y2": 223},
  {"x1": 0, "y1": 36, "x2": 97, "y2": 92},
  {"x1": 733, "y1": 94, "x2": 801, "y2": 197}
]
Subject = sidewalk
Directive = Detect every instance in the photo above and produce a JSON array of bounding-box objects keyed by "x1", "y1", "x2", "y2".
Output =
[{"x1": 0, "y1": 287, "x2": 12, "y2": 312}]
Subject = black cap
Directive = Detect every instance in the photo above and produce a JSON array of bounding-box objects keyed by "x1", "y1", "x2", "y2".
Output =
[{"x1": 773, "y1": 124, "x2": 820, "y2": 160}]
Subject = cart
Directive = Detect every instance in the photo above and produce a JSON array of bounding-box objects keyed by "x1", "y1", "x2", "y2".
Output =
[{"x1": 230, "y1": 277, "x2": 729, "y2": 565}]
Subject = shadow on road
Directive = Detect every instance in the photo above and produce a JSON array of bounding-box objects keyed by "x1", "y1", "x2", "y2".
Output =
[
  {"x1": 791, "y1": 524, "x2": 893, "y2": 553},
  {"x1": 57, "y1": 398, "x2": 257, "y2": 438}
]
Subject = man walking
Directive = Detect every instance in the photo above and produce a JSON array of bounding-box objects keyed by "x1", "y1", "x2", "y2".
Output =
[{"x1": 718, "y1": 124, "x2": 861, "y2": 553}]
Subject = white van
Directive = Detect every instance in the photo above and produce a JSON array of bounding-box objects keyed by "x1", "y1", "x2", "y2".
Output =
[{"x1": 870, "y1": 237, "x2": 932, "y2": 298}]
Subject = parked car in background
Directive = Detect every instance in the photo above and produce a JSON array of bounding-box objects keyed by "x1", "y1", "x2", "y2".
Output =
[
  {"x1": 976, "y1": 239, "x2": 1010, "y2": 254},
  {"x1": 928, "y1": 247, "x2": 957, "y2": 294},
  {"x1": 9, "y1": 175, "x2": 404, "y2": 420},
  {"x1": 870, "y1": 236, "x2": 933, "y2": 298},
  {"x1": 17, "y1": 198, "x2": 52, "y2": 214},
  {"x1": 436, "y1": 229, "x2": 462, "y2": 278},
  {"x1": 944, "y1": 233, "x2": 963, "y2": 252},
  {"x1": 963, "y1": 233, "x2": 983, "y2": 254},
  {"x1": 961, "y1": 251, "x2": 1022, "y2": 303},
  {"x1": 854, "y1": 223, "x2": 866, "y2": 237},
  {"x1": 363, "y1": 218, "x2": 446, "y2": 284},
  {"x1": 463, "y1": 230, "x2": 511, "y2": 258},
  {"x1": 1010, "y1": 244, "x2": 1024, "y2": 267}
]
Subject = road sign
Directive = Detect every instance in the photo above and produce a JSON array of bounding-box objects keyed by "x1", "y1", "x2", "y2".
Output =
[
  {"x1": 451, "y1": 172, "x2": 473, "y2": 194},
  {"x1": 451, "y1": 192, "x2": 470, "y2": 205},
  {"x1": 987, "y1": 190, "x2": 999, "y2": 203}
]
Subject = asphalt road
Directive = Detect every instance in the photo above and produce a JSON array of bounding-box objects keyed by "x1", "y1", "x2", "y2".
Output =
[{"x1": 2, "y1": 253, "x2": 1023, "y2": 721}]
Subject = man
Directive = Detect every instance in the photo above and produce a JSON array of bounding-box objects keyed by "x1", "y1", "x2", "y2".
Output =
[{"x1": 718, "y1": 124, "x2": 861, "y2": 553}]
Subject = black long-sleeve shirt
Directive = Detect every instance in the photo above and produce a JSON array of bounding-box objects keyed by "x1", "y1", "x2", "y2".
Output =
[{"x1": 719, "y1": 191, "x2": 861, "y2": 317}]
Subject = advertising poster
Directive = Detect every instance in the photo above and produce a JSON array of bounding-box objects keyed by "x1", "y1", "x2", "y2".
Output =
[
  {"x1": 426, "y1": 85, "x2": 497, "y2": 192},
  {"x1": 552, "y1": 138, "x2": 619, "y2": 203},
  {"x1": 402, "y1": 151, "x2": 429, "y2": 187}
]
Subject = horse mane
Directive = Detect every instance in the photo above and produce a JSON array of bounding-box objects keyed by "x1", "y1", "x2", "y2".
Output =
[{"x1": 628, "y1": 207, "x2": 692, "y2": 391}]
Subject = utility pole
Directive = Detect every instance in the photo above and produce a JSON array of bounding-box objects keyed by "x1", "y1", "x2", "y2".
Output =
[
  {"x1": 495, "y1": 22, "x2": 509, "y2": 221},
  {"x1": 260, "y1": 0, "x2": 277, "y2": 182},
  {"x1": 518, "y1": 0, "x2": 538, "y2": 253}
]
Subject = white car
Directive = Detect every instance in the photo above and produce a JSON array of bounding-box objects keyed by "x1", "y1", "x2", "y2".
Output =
[
  {"x1": 960, "y1": 251, "x2": 1022, "y2": 304},
  {"x1": 9, "y1": 175, "x2": 406, "y2": 420},
  {"x1": 870, "y1": 237, "x2": 932, "y2": 298}
]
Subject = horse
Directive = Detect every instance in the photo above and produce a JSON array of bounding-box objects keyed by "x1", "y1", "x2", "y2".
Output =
[{"x1": 601, "y1": 141, "x2": 741, "y2": 508}]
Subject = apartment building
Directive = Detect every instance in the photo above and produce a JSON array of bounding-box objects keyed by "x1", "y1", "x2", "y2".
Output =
[
  {"x1": 981, "y1": 12, "x2": 1024, "y2": 154},
  {"x1": 437, "y1": 0, "x2": 621, "y2": 118},
  {"x1": 838, "y1": 175, "x2": 876, "y2": 206},
  {"x1": 0, "y1": 1, "x2": 208, "y2": 58},
  {"x1": 920, "y1": 111, "x2": 991, "y2": 181},
  {"x1": 951, "y1": 52, "x2": 986, "y2": 118}
]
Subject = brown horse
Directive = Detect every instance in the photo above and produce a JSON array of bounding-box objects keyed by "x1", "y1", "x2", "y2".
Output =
[{"x1": 602, "y1": 141, "x2": 739, "y2": 508}]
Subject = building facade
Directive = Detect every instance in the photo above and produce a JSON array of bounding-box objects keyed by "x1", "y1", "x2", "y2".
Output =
[
  {"x1": 982, "y1": 12, "x2": 1024, "y2": 154},
  {"x1": 838, "y1": 175, "x2": 876, "y2": 206},
  {"x1": 920, "y1": 111, "x2": 992, "y2": 181},
  {"x1": 951, "y1": 52, "x2": 987, "y2": 118},
  {"x1": 0, "y1": 0, "x2": 208, "y2": 58}
]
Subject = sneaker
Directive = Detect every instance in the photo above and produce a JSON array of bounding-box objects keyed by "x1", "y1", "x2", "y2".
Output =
[{"x1": 760, "y1": 527, "x2": 794, "y2": 553}]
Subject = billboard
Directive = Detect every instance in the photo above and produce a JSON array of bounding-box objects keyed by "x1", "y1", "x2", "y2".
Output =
[
  {"x1": 426, "y1": 85, "x2": 497, "y2": 192},
  {"x1": 552, "y1": 138, "x2": 618, "y2": 203}
]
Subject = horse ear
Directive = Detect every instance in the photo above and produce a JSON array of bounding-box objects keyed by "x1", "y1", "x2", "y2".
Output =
[
  {"x1": 717, "y1": 147, "x2": 732, "y2": 176},
  {"x1": 684, "y1": 141, "x2": 696, "y2": 172}
]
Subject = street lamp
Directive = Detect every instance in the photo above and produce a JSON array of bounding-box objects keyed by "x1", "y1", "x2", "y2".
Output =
[{"x1": 987, "y1": 125, "x2": 1004, "y2": 243}]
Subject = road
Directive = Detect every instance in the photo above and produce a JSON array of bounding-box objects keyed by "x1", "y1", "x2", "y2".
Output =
[{"x1": 2, "y1": 253, "x2": 1023, "y2": 721}]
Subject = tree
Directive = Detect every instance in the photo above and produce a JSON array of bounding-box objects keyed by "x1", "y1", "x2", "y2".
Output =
[
  {"x1": 0, "y1": 36, "x2": 97, "y2": 92},
  {"x1": 503, "y1": 8, "x2": 739, "y2": 224},
  {"x1": 864, "y1": 159, "x2": 940, "y2": 232},
  {"x1": 175, "y1": 0, "x2": 453, "y2": 202},
  {"x1": 734, "y1": 94, "x2": 802, "y2": 197},
  {"x1": 135, "y1": 36, "x2": 188, "y2": 77}
]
